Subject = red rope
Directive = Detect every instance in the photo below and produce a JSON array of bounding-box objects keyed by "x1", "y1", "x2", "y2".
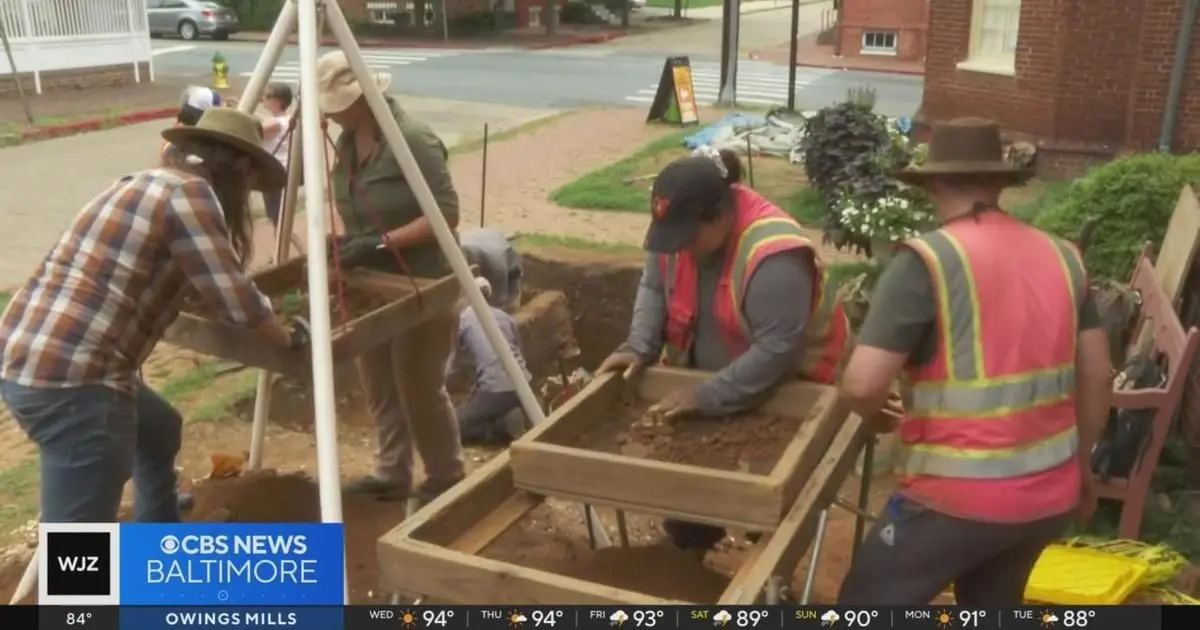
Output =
[{"x1": 275, "y1": 110, "x2": 426, "y2": 326}]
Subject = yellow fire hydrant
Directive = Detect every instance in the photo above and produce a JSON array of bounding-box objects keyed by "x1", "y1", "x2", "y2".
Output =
[{"x1": 211, "y1": 52, "x2": 229, "y2": 90}]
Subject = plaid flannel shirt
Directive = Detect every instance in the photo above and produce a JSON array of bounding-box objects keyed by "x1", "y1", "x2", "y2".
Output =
[{"x1": 0, "y1": 168, "x2": 275, "y2": 392}]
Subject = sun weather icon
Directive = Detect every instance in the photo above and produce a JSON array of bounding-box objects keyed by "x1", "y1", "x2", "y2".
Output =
[
  {"x1": 1039, "y1": 611, "x2": 1059, "y2": 628},
  {"x1": 935, "y1": 610, "x2": 953, "y2": 628},
  {"x1": 399, "y1": 610, "x2": 417, "y2": 629},
  {"x1": 508, "y1": 611, "x2": 528, "y2": 628}
]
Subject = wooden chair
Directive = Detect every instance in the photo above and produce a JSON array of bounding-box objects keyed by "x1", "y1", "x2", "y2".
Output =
[{"x1": 1100, "y1": 244, "x2": 1200, "y2": 539}]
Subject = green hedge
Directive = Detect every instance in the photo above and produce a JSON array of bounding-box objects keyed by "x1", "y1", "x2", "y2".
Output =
[{"x1": 1033, "y1": 153, "x2": 1200, "y2": 280}]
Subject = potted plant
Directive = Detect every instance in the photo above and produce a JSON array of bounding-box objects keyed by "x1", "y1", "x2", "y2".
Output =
[{"x1": 830, "y1": 188, "x2": 937, "y2": 264}]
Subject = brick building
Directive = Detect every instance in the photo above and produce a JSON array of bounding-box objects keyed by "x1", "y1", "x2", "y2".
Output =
[
  {"x1": 917, "y1": 0, "x2": 1200, "y2": 177},
  {"x1": 837, "y1": 0, "x2": 928, "y2": 62}
]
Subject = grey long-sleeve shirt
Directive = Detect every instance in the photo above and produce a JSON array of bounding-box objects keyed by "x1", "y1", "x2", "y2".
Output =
[
  {"x1": 446, "y1": 305, "x2": 531, "y2": 393},
  {"x1": 618, "y1": 250, "x2": 813, "y2": 415}
]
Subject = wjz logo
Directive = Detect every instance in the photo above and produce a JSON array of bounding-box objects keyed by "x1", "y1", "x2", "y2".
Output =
[
  {"x1": 56, "y1": 556, "x2": 101, "y2": 572},
  {"x1": 46, "y1": 531, "x2": 110, "y2": 596}
]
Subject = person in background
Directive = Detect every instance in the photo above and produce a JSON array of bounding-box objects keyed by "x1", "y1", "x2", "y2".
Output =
[
  {"x1": 595, "y1": 147, "x2": 850, "y2": 557},
  {"x1": 258, "y1": 82, "x2": 304, "y2": 257},
  {"x1": 460, "y1": 227, "x2": 523, "y2": 311},
  {"x1": 0, "y1": 109, "x2": 304, "y2": 525},
  {"x1": 447, "y1": 277, "x2": 534, "y2": 444},
  {"x1": 836, "y1": 118, "x2": 1107, "y2": 605},
  {"x1": 160, "y1": 86, "x2": 222, "y2": 165},
  {"x1": 316, "y1": 50, "x2": 465, "y2": 504}
]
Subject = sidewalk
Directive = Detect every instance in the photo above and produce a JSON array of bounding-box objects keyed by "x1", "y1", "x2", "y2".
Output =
[{"x1": 751, "y1": 32, "x2": 925, "y2": 75}]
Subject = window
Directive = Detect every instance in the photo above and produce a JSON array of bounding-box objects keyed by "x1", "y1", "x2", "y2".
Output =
[
  {"x1": 962, "y1": 0, "x2": 1022, "y2": 74},
  {"x1": 861, "y1": 31, "x2": 898, "y2": 56}
]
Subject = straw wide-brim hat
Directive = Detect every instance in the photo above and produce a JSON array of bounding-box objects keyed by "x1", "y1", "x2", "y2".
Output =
[
  {"x1": 893, "y1": 117, "x2": 1032, "y2": 186},
  {"x1": 161, "y1": 108, "x2": 287, "y2": 191},
  {"x1": 316, "y1": 50, "x2": 393, "y2": 114}
]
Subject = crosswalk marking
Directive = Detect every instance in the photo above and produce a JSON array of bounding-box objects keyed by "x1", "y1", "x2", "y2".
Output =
[
  {"x1": 241, "y1": 50, "x2": 464, "y2": 83},
  {"x1": 624, "y1": 63, "x2": 830, "y2": 107}
]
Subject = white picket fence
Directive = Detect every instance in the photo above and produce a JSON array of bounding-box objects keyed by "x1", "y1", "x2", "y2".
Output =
[{"x1": 0, "y1": 0, "x2": 154, "y2": 94}]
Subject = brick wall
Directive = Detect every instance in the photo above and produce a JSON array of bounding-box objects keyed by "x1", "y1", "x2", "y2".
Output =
[
  {"x1": 340, "y1": 0, "x2": 493, "y2": 22},
  {"x1": 839, "y1": 0, "x2": 928, "y2": 62},
  {"x1": 0, "y1": 62, "x2": 152, "y2": 98},
  {"x1": 919, "y1": 0, "x2": 1200, "y2": 178}
]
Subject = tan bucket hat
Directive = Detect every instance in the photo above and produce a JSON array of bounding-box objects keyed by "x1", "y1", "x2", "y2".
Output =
[
  {"x1": 893, "y1": 117, "x2": 1031, "y2": 186},
  {"x1": 161, "y1": 108, "x2": 287, "y2": 190},
  {"x1": 316, "y1": 50, "x2": 393, "y2": 114}
]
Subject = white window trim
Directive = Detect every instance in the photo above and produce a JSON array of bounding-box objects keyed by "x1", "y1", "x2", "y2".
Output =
[
  {"x1": 861, "y1": 31, "x2": 898, "y2": 57},
  {"x1": 959, "y1": 0, "x2": 1020, "y2": 76}
]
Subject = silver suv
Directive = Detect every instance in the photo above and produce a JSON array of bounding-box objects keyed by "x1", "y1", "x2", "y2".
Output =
[{"x1": 147, "y1": 0, "x2": 239, "y2": 41}]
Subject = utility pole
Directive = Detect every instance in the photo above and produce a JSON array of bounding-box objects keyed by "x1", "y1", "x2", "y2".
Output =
[
  {"x1": 786, "y1": 0, "x2": 799, "y2": 110},
  {"x1": 717, "y1": 0, "x2": 740, "y2": 107}
]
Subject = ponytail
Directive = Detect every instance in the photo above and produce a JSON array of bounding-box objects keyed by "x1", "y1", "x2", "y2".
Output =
[
  {"x1": 717, "y1": 149, "x2": 743, "y2": 184},
  {"x1": 691, "y1": 145, "x2": 745, "y2": 185}
]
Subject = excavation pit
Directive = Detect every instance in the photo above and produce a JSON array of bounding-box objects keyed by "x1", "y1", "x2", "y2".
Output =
[{"x1": 379, "y1": 415, "x2": 867, "y2": 605}]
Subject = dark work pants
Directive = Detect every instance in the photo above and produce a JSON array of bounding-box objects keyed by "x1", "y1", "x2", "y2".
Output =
[
  {"x1": 456, "y1": 389, "x2": 523, "y2": 444},
  {"x1": 262, "y1": 188, "x2": 283, "y2": 226},
  {"x1": 837, "y1": 494, "x2": 1074, "y2": 605}
]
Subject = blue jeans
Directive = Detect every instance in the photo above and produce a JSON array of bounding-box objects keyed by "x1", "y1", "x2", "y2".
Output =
[{"x1": 0, "y1": 381, "x2": 182, "y2": 523}]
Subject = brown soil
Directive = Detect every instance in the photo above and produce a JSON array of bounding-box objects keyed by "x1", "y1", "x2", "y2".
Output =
[
  {"x1": 185, "y1": 470, "x2": 407, "y2": 604},
  {"x1": 276, "y1": 284, "x2": 393, "y2": 327},
  {"x1": 481, "y1": 506, "x2": 729, "y2": 603},
  {"x1": 568, "y1": 399, "x2": 802, "y2": 474}
]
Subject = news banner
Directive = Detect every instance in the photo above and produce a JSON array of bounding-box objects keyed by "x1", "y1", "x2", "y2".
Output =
[{"x1": 18, "y1": 523, "x2": 1187, "y2": 630}]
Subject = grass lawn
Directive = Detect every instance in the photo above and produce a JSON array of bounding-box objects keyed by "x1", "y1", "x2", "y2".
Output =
[{"x1": 550, "y1": 129, "x2": 826, "y2": 228}]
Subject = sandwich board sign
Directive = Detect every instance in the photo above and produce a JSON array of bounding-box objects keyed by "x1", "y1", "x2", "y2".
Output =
[{"x1": 645, "y1": 56, "x2": 700, "y2": 126}]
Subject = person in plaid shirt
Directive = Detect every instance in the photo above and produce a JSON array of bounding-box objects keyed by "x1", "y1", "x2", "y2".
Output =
[{"x1": 0, "y1": 108, "x2": 304, "y2": 524}]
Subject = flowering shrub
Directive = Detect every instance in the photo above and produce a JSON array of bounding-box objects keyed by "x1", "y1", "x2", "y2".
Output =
[{"x1": 831, "y1": 189, "x2": 937, "y2": 242}]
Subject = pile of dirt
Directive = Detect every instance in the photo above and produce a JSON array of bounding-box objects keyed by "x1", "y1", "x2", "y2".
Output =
[
  {"x1": 567, "y1": 399, "x2": 802, "y2": 473},
  {"x1": 482, "y1": 517, "x2": 728, "y2": 602},
  {"x1": 186, "y1": 471, "x2": 406, "y2": 604}
]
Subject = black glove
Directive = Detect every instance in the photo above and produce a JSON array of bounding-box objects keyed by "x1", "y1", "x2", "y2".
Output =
[
  {"x1": 326, "y1": 233, "x2": 383, "y2": 268},
  {"x1": 287, "y1": 316, "x2": 311, "y2": 350}
]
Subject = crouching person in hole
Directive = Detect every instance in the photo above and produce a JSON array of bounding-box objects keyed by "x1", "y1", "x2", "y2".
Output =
[
  {"x1": 596, "y1": 147, "x2": 850, "y2": 556},
  {"x1": 0, "y1": 109, "x2": 305, "y2": 524},
  {"x1": 446, "y1": 277, "x2": 536, "y2": 445},
  {"x1": 316, "y1": 50, "x2": 466, "y2": 504}
]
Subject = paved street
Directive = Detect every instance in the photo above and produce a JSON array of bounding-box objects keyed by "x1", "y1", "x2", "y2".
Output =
[{"x1": 148, "y1": 3, "x2": 922, "y2": 117}]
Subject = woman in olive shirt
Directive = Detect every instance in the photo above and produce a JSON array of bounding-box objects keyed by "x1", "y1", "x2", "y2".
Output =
[{"x1": 316, "y1": 50, "x2": 465, "y2": 503}]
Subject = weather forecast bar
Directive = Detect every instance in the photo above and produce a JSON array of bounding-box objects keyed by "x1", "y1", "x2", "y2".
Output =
[{"x1": 8, "y1": 605, "x2": 1170, "y2": 630}]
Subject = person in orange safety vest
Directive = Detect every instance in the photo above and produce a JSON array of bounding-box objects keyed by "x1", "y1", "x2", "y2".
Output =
[
  {"x1": 837, "y1": 118, "x2": 1111, "y2": 605},
  {"x1": 596, "y1": 147, "x2": 850, "y2": 556}
]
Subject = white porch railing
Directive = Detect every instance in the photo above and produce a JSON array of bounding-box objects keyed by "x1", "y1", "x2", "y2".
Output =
[{"x1": 0, "y1": 0, "x2": 153, "y2": 94}]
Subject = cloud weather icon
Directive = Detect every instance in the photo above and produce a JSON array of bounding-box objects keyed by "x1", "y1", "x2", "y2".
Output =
[
  {"x1": 821, "y1": 611, "x2": 840, "y2": 626},
  {"x1": 713, "y1": 611, "x2": 732, "y2": 626},
  {"x1": 514, "y1": 615, "x2": 528, "y2": 623},
  {"x1": 610, "y1": 611, "x2": 629, "y2": 626}
]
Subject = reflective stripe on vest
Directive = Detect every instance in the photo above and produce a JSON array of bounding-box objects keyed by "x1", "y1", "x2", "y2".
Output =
[
  {"x1": 903, "y1": 426, "x2": 1080, "y2": 479},
  {"x1": 901, "y1": 227, "x2": 1086, "y2": 479},
  {"x1": 728, "y1": 216, "x2": 814, "y2": 331}
]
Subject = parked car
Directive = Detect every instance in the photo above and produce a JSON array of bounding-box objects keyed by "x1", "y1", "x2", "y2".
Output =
[{"x1": 147, "y1": 0, "x2": 239, "y2": 41}]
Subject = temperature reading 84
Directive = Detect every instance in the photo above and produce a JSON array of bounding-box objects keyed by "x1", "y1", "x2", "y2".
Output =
[
  {"x1": 531, "y1": 610, "x2": 565, "y2": 627},
  {"x1": 66, "y1": 611, "x2": 93, "y2": 625},
  {"x1": 422, "y1": 609, "x2": 456, "y2": 627},
  {"x1": 632, "y1": 610, "x2": 665, "y2": 627},
  {"x1": 735, "y1": 610, "x2": 769, "y2": 628}
]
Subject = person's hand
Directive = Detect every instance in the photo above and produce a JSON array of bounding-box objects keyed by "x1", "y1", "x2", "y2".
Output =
[
  {"x1": 596, "y1": 351, "x2": 646, "y2": 380},
  {"x1": 865, "y1": 394, "x2": 904, "y2": 433},
  {"x1": 287, "y1": 316, "x2": 311, "y2": 350},
  {"x1": 1078, "y1": 470, "x2": 1098, "y2": 527},
  {"x1": 648, "y1": 387, "x2": 700, "y2": 420},
  {"x1": 326, "y1": 233, "x2": 383, "y2": 268}
]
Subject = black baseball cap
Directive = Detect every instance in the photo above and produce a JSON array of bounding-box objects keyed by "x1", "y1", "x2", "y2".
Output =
[{"x1": 644, "y1": 156, "x2": 730, "y2": 254}]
